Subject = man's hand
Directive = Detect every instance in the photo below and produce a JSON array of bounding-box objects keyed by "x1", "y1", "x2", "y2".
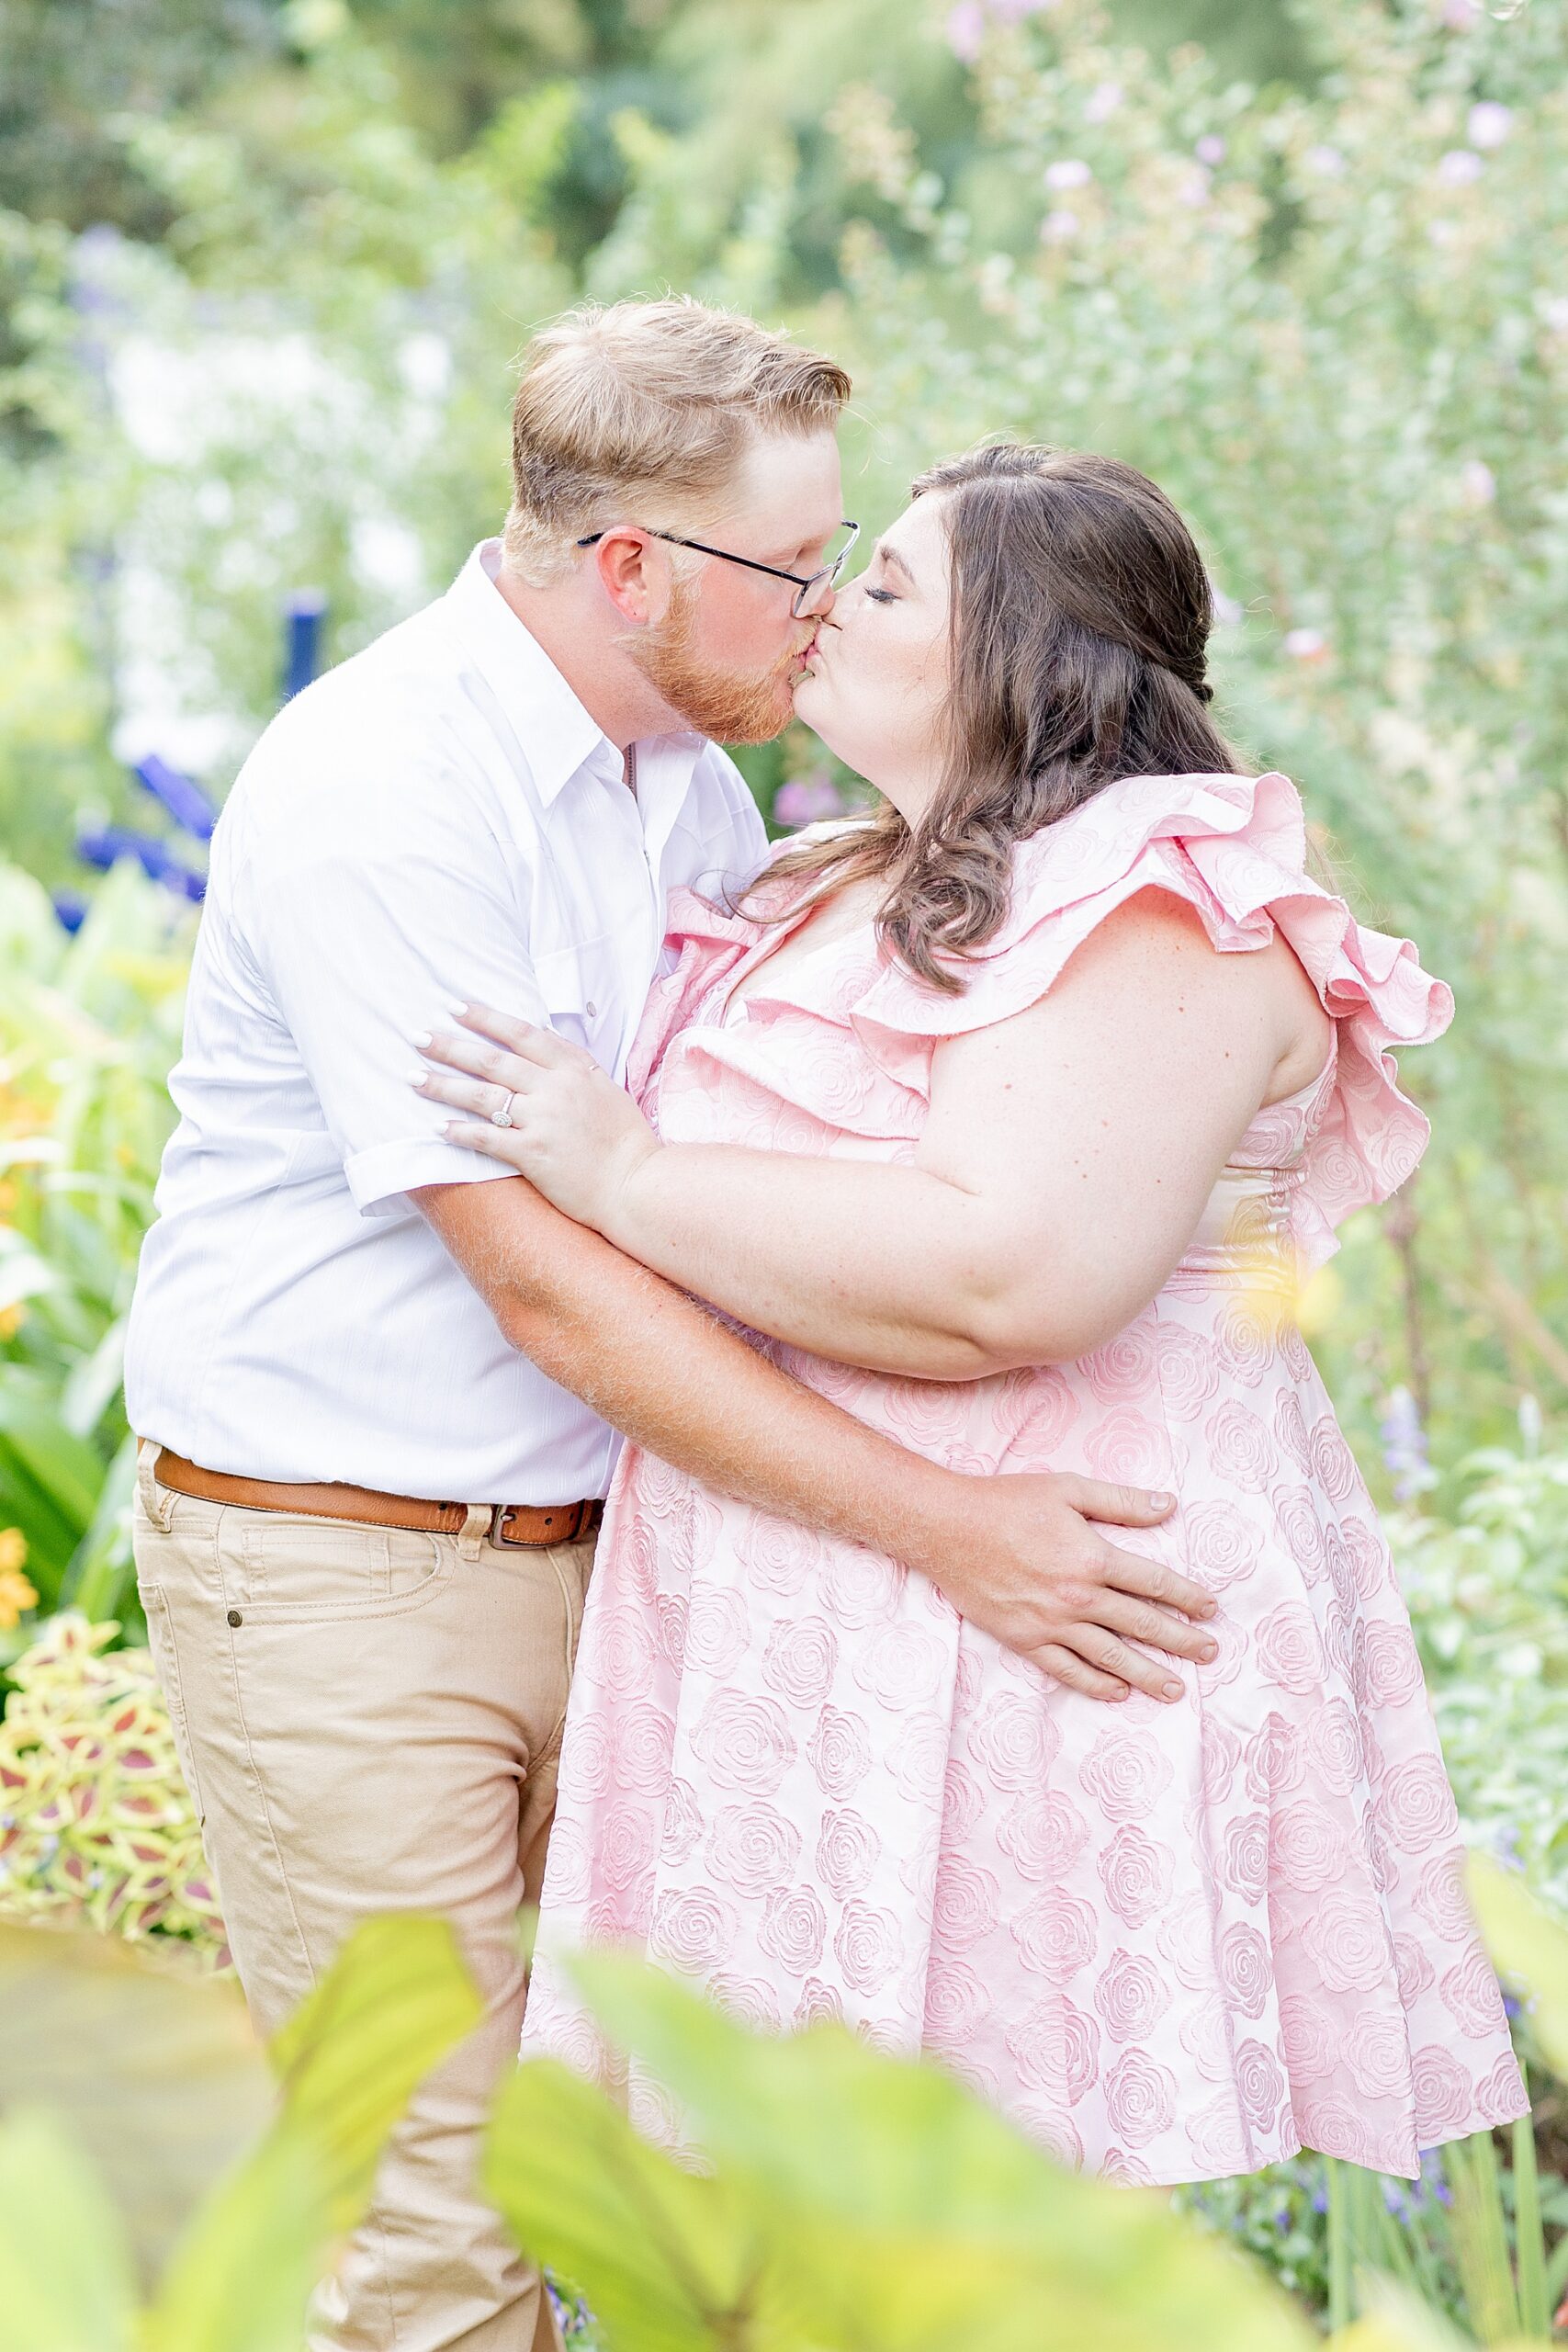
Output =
[{"x1": 920, "y1": 1472, "x2": 1214, "y2": 1703}]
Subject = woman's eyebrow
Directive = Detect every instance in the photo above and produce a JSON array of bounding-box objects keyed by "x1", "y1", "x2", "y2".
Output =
[{"x1": 874, "y1": 541, "x2": 918, "y2": 585}]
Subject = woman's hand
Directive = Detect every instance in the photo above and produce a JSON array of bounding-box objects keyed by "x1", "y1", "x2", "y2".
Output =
[{"x1": 413, "y1": 1003, "x2": 660, "y2": 1234}]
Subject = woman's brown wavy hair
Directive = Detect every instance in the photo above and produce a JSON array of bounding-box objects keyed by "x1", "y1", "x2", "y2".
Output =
[{"x1": 756, "y1": 443, "x2": 1249, "y2": 993}]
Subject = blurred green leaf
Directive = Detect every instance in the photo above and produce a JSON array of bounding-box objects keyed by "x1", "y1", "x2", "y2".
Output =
[
  {"x1": 487, "y1": 2058, "x2": 795, "y2": 2352},
  {"x1": 517, "y1": 1949, "x2": 1314, "y2": 2352},
  {"x1": 267, "y1": 1911, "x2": 485, "y2": 2236},
  {"x1": 0, "y1": 1920, "x2": 270, "y2": 2288},
  {"x1": 1468, "y1": 1855, "x2": 1568, "y2": 2082},
  {"x1": 143, "y1": 2126, "x2": 332, "y2": 2352},
  {"x1": 59, "y1": 1428, "x2": 138, "y2": 1621},
  {"x1": 0, "y1": 2106, "x2": 137, "y2": 2352}
]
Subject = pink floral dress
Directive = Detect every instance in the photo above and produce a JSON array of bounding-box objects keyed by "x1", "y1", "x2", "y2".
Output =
[{"x1": 521, "y1": 770, "x2": 1526, "y2": 2184}]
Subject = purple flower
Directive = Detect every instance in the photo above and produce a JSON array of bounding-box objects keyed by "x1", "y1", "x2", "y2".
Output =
[
  {"x1": 1380, "y1": 1385, "x2": 1435, "y2": 1501},
  {"x1": 1436, "y1": 149, "x2": 1484, "y2": 187},
  {"x1": 1468, "y1": 101, "x2": 1514, "y2": 149},
  {"x1": 76, "y1": 827, "x2": 207, "y2": 902},
  {"x1": 134, "y1": 752, "x2": 217, "y2": 842},
  {"x1": 773, "y1": 775, "x2": 847, "y2": 829},
  {"x1": 945, "y1": 0, "x2": 985, "y2": 59}
]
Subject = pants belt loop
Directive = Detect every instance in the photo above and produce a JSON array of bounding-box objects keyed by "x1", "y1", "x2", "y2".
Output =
[
  {"x1": 135, "y1": 1440, "x2": 177, "y2": 1532},
  {"x1": 457, "y1": 1502, "x2": 491, "y2": 1561}
]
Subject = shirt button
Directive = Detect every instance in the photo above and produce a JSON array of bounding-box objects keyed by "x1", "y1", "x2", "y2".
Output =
[
  {"x1": 226, "y1": 1609, "x2": 243, "y2": 1627},
  {"x1": 586, "y1": 1001, "x2": 597, "y2": 1018}
]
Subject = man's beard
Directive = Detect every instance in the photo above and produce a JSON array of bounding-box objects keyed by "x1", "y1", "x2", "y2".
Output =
[{"x1": 629, "y1": 578, "x2": 807, "y2": 744}]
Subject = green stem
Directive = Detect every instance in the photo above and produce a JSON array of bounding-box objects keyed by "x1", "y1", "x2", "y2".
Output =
[
  {"x1": 1327, "y1": 2156, "x2": 1354, "y2": 2334},
  {"x1": 1514, "y1": 2072, "x2": 1549, "y2": 2342}
]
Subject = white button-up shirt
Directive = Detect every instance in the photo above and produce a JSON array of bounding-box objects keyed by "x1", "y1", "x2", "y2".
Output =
[{"x1": 124, "y1": 542, "x2": 768, "y2": 1501}]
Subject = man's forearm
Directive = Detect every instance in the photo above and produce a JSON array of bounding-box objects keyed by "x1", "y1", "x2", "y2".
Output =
[{"x1": 417, "y1": 1175, "x2": 962, "y2": 1575}]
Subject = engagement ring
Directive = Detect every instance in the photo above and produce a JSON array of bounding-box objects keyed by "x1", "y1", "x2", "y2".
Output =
[{"x1": 491, "y1": 1092, "x2": 516, "y2": 1128}]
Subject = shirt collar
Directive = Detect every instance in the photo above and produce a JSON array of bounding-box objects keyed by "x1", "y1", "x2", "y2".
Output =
[{"x1": 442, "y1": 540, "x2": 706, "y2": 810}]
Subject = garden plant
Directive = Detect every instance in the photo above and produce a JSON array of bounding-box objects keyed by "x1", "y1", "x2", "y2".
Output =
[{"x1": 5, "y1": 0, "x2": 1568, "y2": 2338}]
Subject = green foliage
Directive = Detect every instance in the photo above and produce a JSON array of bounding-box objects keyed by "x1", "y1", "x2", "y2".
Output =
[
  {"x1": 488, "y1": 1946, "x2": 1314, "y2": 2352},
  {"x1": 0, "y1": 1614, "x2": 225, "y2": 1957},
  {"x1": 0, "y1": 1914, "x2": 268, "y2": 2285},
  {"x1": 3, "y1": 3, "x2": 1568, "y2": 2336},
  {"x1": 1393, "y1": 1446, "x2": 1568, "y2": 1915},
  {"x1": 0, "y1": 1909, "x2": 482, "y2": 2348},
  {"x1": 0, "y1": 860, "x2": 189, "y2": 1634}
]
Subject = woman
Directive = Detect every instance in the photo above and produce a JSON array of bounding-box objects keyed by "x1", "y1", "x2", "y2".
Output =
[{"x1": 416, "y1": 446, "x2": 1525, "y2": 2184}]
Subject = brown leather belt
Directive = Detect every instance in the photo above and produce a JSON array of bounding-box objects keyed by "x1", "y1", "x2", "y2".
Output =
[{"x1": 150, "y1": 1449, "x2": 604, "y2": 1550}]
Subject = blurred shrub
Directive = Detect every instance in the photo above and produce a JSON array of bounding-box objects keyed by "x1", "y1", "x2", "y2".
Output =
[
  {"x1": 0, "y1": 1612, "x2": 225, "y2": 1961},
  {"x1": 0, "y1": 1908, "x2": 481, "y2": 2346},
  {"x1": 0, "y1": 857, "x2": 188, "y2": 1643},
  {"x1": 1393, "y1": 1443, "x2": 1568, "y2": 1917}
]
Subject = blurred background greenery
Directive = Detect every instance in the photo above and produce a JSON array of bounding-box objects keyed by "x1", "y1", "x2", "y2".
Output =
[{"x1": 5, "y1": 0, "x2": 1568, "y2": 2337}]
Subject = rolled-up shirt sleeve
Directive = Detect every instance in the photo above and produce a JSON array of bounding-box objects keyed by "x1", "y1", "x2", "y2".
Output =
[{"x1": 240, "y1": 786, "x2": 547, "y2": 1217}]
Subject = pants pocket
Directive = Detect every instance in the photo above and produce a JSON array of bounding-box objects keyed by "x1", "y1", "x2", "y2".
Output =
[
  {"x1": 235, "y1": 1515, "x2": 452, "y2": 1620},
  {"x1": 138, "y1": 1580, "x2": 208, "y2": 1826}
]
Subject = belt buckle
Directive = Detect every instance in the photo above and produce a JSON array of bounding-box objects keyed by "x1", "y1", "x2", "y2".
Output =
[{"x1": 490, "y1": 1503, "x2": 575, "y2": 1549}]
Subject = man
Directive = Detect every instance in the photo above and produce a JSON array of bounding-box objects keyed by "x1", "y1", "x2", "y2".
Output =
[{"x1": 125, "y1": 298, "x2": 1214, "y2": 2352}]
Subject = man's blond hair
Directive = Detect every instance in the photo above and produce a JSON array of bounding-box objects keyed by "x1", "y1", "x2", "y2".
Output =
[{"x1": 502, "y1": 298, "x2": 852, "y2": 584}]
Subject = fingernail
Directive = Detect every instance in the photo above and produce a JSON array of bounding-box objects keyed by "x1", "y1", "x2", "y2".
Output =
[
  {"x1": 1163, "y1": 1679, "x2": 1183, "y2": 1701},
  {"x1": 1200, "y1": 1642, "x2": 1218, "y2": 1662},
  {"x1": 410, "y1": 1071, "x2": 429, "y2": 1087},
  {"x1": 1148, "y1": 1492, "x2": 1174, "y2": 1511},
  {"x1": 411, "y1": 1030, "x2": 433, "y2": 1050},
  {"x1": 1201, "y1": 1600, "x2": 1218, "y2": 1618},
  {"x1": 446, "y1": 1002, "x2": 471, "y2": 1021}
]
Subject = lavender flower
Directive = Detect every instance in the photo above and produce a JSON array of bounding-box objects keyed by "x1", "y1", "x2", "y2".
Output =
[
  {"x1": 1380, "y1": 1385, "x2": 1437, "y2": 1500},
  {"x1": 773, "y1": 775, "x2": 847, "y2": 829},
  {"x1": 135, "y1": 752, "x2": 217, "y2": 843}
]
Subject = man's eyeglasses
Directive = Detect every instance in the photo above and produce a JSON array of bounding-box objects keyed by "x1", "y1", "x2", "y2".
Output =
[{"x1": 576, "y1": 519, "x2": 860, "y2": 619}]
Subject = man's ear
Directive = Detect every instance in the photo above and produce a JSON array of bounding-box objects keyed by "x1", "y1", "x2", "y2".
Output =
[{"x1": 592, "y1": 528, "x2": 663, "y2": 627}]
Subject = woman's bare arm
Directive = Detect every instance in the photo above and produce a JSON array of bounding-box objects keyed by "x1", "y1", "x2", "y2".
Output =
[
  {"x1": 417, "y1": 1172, "x2": 1219, "y2": 1704},
  {"x1": 419, "y1": 890, "x2": 1330, "y2": 1379}
]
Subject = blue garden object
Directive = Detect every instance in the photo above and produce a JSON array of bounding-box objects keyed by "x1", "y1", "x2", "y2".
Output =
[
  {"x1": 134, "y1": 752, "x2": 217, "y2": 842},
  {"x1": 283, "y1": 590, "x2": 328, "y2": 701},
  {"x1": 52, "y1": 893, "x2": 88, "y2": 935},
  {"x1": 77, "y1": 826, "x2": 207, "y2": 902}
]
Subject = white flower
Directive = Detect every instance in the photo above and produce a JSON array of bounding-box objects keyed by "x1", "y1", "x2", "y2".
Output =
[
  {"x1": 1282, "y1": 627, "x2": 1328, "y2": 662},
  {"x1": 1040, "y1": 209, "x2": 1080, "y2": 243},
  {"x1": 1459, "y1": 458, "x2": 1496, "y2": 507},
  {"x1": 1177, "y1": 166, "x2": 1212, "y2": 208},
  {"x1": 1436, "y1": 148, "x2": 1484, "y2": 187},
  {"x1": 1541, "y1": 295, "x2": 1568, "y2": 333},
  {"x1": 1085, "y1": 82, "x2": 1123, "y2": 124},
  {"x1": 1044, "y1": 158, "x2": 1093, "y2": 191},
  {"x1": 1304, "y1": 144, "x2": 1346, "y2": 177},
  {"x1": 1195, "y1": 134, "x2": 1226, "y2": 165},
  {"x1": 1467, "y1": 101, "x2": 1514, "y2": 149}
]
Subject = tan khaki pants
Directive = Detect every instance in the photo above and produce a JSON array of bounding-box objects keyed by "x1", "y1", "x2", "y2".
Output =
[{"x1": 132, "y1": 1446, "x2": 594, "y2": 2352}]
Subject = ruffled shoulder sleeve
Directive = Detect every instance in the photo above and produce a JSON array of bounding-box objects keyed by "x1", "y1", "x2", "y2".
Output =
[{"x1": 851, "y1": 771, "x2": 1452, "y2": 1267}]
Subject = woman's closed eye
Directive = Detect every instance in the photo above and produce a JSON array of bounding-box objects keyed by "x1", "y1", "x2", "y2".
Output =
[{"x1": 865, "y1": 585, "x2": 898, "y2": 605}]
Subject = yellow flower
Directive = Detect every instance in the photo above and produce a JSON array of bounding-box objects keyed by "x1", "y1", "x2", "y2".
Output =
[
  {"x1": 0, "y1": 1557, "x2": 39, "y2": 1630},
  {"x1": 0, "y1": 1301, "x2": 26, "y2": 1340},
  {"x1": 0, "y1": 1526, "x2": 27, "y2": 1574}
]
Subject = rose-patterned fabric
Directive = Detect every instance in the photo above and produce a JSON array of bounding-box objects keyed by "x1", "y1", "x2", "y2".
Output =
[{"x1": 521, "y1": 770, "x2": 1527, "y2": 2184}]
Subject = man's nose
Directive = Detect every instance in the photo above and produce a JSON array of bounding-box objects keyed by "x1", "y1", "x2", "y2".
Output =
[{"x1": 808, "y1": 577, "x2": 838, "y2": 623}]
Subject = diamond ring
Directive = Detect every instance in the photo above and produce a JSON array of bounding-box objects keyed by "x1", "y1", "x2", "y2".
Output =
[{"x1": 490, "y1": 1091, "x2": 516, "y2": 1129}]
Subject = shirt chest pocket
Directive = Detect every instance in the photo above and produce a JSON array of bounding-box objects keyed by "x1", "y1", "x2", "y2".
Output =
[{"x1": 535, "y1": 938, "x2": 617, "y2": 1067}]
